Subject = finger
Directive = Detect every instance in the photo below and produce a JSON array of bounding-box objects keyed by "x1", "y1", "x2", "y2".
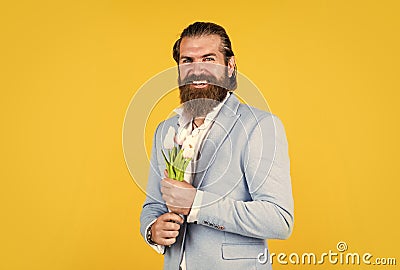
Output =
[
  {"x1": 162, "y1": 178, "x2": 176, "y2": 186},
  {"x1": 160, "y1": 186, "x2": 170, "y2": 196},
  {"x1": 169, "y1": 213, "x2": 184, "y2": 224},
  {"x1": 164, "y1": 169, "x2": 168, "y2": 178},
  {"x1": 161, "y1": 212, "x2": 184, "y2": 224},
  {"x1": 163, "y1": 178, "x2": 194, "y2": 190},
  {"x1": 160, "y1": 230, "x2": 179, "y2": 238},
  {"x1": 161, "y1": 179, "x2": 173, "y2": 188},
  {"x1": 161, "y1": 237, "x2": 177, "y2": 246},
  {"x1": 163, "y1": 221, "x2": 181, "y2": 231}
]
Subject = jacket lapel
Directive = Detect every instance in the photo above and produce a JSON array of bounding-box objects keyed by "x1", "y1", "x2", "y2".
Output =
[{"x1": 192, "y1": 94, "x2": 240, "y2": 188}]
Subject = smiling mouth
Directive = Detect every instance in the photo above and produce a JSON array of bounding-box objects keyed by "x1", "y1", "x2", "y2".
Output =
[
  {"x1": 192, "y1": 80, "x2": 208, "y2": 85},
  {"x1": 190, "y1": 80, "x2": 208, "y2": 88}
]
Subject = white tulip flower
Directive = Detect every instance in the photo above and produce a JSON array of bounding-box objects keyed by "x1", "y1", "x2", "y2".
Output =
[
  {"x1": 182, "y1": 135, "x2": 194, "y2": 150},
  {"x1": 183, "y1": 147, "x2": 195, "y2": 159},
  {"x1": 175, "y1": 128, "x2": 188, "y2": 145},
  {"x1": 163, "y1": 126, "x2": 176, "y2": 150}
]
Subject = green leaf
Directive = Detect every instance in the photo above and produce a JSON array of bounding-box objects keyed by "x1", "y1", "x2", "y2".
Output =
[
  {"x1": 170, "y1": 147, "x2": 174, "y2": 162},
  {"x1": 162, "y1": 148, "x2": 192, "y2": 181},
  {"x1": 161, "y1": 150, "x2": 170, "y2": 176},
  {"x1": 161, "y1": 150, "x2": 169, "y2": 164}
]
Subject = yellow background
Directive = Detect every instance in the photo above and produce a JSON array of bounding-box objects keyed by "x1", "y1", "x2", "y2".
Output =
[{"x1": 1, "y1": 0, "x2": 399, "y2": 269}]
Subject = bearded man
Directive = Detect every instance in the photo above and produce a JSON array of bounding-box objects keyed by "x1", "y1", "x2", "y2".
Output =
[{"x1": 140, "y1": 22, "x2": 294, "y2": 270}]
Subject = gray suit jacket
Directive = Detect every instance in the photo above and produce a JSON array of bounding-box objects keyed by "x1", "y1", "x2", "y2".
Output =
[{"x1": 140, "y1": 94, "x2": 294, "y2": 270}]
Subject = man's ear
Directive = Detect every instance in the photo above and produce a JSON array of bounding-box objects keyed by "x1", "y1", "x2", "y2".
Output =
[{"x1": 227, "y1": 56, "x2": 236, "y2": 77}]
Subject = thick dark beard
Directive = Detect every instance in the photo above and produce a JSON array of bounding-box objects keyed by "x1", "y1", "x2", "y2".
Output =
[{"x1": 179, "y1": 83, "x2": 228, "y2": 118}]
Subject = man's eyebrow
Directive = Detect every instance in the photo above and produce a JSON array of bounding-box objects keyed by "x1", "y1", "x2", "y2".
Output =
[
  {"x1": 202, "y1": 53, "x2": 217, "y2": 58},
  {"x1": 180, "y1": 53, "x2": 218, "y2": 60},
  {"x1": 180, "y1": 55, "x2": 193, "y2": 60}
]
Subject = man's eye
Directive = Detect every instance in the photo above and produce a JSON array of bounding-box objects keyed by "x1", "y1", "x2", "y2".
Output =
[
  {"x1": 181, "y1": 59, "x2": 192, "y2": 63},
  {"x1": 204, "y1": 57, "x2": 215, "y2": 61}
]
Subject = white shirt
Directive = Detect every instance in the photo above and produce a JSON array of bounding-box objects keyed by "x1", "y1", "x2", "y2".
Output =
[{"x1": 145, "y1": 93, "x2": 231, "y2": 268}]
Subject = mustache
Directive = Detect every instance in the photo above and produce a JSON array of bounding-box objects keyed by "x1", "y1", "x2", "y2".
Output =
[{"x1": 178, "y1": 74, "x2": 222, "y2": 87}]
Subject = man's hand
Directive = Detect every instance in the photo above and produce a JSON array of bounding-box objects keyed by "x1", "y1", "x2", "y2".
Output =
[
  {"x1": 161, "y1": 176, "x2": 196, "y2": 215},
  {"x1": 151, "y1": 212, "x2": 183, "y2": 246}
]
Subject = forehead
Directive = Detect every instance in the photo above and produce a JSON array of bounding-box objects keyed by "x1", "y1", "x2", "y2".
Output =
[{"x1": 179, "y1": 35, "x2": 222, "y2": 57}]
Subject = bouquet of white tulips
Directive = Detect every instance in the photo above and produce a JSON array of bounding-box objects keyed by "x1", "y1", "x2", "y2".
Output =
[{"x1": 162, "y1": 126, "x2": 194, "y2": 181}]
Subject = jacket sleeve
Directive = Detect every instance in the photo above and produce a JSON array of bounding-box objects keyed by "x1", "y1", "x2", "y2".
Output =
[
  {"x1": 196, "y1": 115, "x2": 294, "y2": 240},
  {"x1": 140, "y1": 123, "x2": 169, "y2": 240}
]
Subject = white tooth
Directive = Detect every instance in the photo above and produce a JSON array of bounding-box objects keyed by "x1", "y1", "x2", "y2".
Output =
[{"x1": 193, "y1": 80, "x2": 207, "y2": 84}]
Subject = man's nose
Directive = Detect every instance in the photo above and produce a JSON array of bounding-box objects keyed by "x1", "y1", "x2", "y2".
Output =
[{"x1": 193, "y1": 62, "x2": 203, "y2": 76}]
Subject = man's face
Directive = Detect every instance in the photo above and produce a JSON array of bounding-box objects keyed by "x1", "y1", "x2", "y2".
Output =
[
  {"x1": 178, "y1": 35, "x2": 234, "y2": 117},
  {"x1": 178, "y1": 35, "x2": 227, "y2": 87}
]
